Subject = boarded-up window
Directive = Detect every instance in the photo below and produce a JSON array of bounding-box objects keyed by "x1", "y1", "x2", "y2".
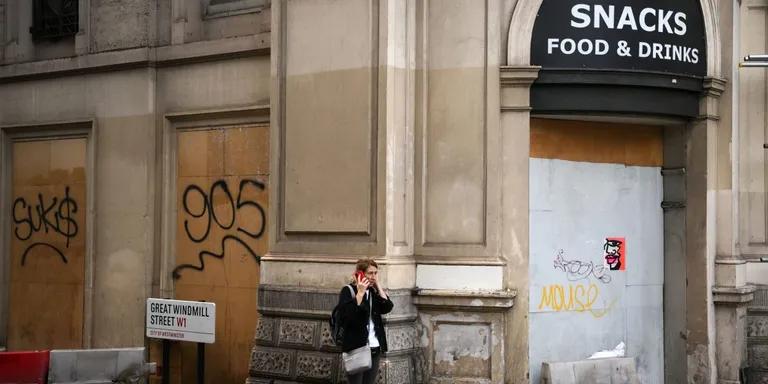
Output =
[
  {"x1": 173, "y1": 125, "x2": 268, "y2": 383},
  {"x1": 8, "y1": 138, "x2": 87, "y2": 350}
]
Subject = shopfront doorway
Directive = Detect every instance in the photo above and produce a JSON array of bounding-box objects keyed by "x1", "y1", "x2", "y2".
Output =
[{"x1": 528, "y1": 118, "x2": 670, "y2": 383}]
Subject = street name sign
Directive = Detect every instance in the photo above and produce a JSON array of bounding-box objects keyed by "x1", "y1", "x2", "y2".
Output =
[{"x1": 146, "y1": 298, "x2": 216, "y2": 344}]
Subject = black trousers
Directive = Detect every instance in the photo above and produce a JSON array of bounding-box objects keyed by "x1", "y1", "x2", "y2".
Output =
[{"x1": 346, "y1": 347, "x2": 382, "y2": 384}]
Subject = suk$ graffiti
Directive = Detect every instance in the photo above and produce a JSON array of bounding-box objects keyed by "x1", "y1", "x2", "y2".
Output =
[{"x1": 12, "y1": 186, "x2": 79, "y2": 266}]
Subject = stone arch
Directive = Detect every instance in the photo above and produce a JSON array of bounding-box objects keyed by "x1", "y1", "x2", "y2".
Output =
[{"x1": 505, "y1": 0, "x2": 721, "y2": 78}]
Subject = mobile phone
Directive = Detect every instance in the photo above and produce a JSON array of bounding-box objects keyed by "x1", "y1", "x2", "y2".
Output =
[{"x1": 356, "y1": 271, "x2": 365, "y2": 281}]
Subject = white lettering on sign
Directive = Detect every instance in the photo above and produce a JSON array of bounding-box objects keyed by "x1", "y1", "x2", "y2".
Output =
[
  {"x1": 570, "y1": 4, "x2": 687, "y2": 36},
  {"x1": 548, "y1": 38, "x2": 610, "y2": 56},
  {"x1": 146, "y1": 298, "x2": 216, "y2": 344},
  {"x1": 532, "y1": 0, "x2": 705, "y2": 76},
  {"x1": 537, "y1": 3, "x2": 701, "y2": 65},
  {"x1": 638, "y1": 42, "x2": 699, "y2": 63}
]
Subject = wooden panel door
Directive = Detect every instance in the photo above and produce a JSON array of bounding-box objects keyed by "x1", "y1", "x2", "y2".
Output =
[
  {"x1": 8, "y1": 138, "x2": 87, "y2": 350},
  {"x1": 173, "y1": 125, "x2": 268, "y2": 383}
]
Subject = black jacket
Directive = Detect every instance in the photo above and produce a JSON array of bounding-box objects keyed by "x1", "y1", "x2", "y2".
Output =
[{"x1": 337, "y1": 284, "x2": 394, "y2": 353}]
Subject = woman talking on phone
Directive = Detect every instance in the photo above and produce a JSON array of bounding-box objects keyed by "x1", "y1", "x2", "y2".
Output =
[{"x1": 336, "y1": 258, "x2": 394, "y2": 384}]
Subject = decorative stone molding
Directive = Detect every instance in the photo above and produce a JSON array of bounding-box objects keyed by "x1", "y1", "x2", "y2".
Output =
[
  {"x1": 499, "y1": 66, "x2": 540, "y2": 112},
  {"x1": 412, "y1": 289, "x2": 516, "y2": 312},
  {"x1": 296, "y1": 352, "x2": 337, "y2": 381},
  {"x1": 386, "y1": 324, "x2": 418, "y2": 353},
  {"x1": 255, "y1": 316, "x2": 276, "y2": 345},
  {"x1": 258, "y1": 285, "x2": 340, "y2": 319},
  {"x1": 747, "y1": 286, "x2": 768, "y2": 382},
  {"x1": 384, "y1": 357, "x2": 413, "y2": 384},
  {"x1": 713, "y1": 285, "x2": 756, "y2": 305},
  {"x1": 319, "y1": 321, "x2": 336, "y2": 350},
  {"x1": 703, "y1": 76, "x2": 727, "y2": 97},
  {"x1": 279, "y1": 319, "x2": 317, "y2": 347},
  {"x1": 249, "y1": 347, "x2": 293, "y2": 378},
  {"x1": 499, "y1": 66, "x2": 541, "y2": 87},
  {"x1": 0, "y1": 34, "x2": 270, "y2": 83},
  {"x1": 698, "y1": 76, "x2": 727, "y2": 121},
  {"x1": 249, "y1": 285, "x2": 420, "y2": 383},
  {"x1": 748, "y1": 316, "x2": 768, "y2": 338}
]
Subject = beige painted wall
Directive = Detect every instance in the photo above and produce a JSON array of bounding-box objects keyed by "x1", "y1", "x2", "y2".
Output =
[{"x1": 740, "y1": 0, "x2": 768, "y2": 261}]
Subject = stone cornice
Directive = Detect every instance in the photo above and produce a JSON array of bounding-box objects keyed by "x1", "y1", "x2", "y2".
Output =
[
  {"x1": 0, "y1": 33, "x2": 270, "y2": 83},
  {"x1": 696, "y1": 76, "x2": 727, "y2": 121},
  {"x1": 413, "y1": 289, "x2": 516, "y2": 312},
  {"x1": 499, "y1": 66, "x2": 540, "y2": 88},
  {"x1": 713, "y1": 285, "x2": 756, "y2": 305},
  {"x1": 702, "y1": 76, "x2": 727, "y2": 97}
]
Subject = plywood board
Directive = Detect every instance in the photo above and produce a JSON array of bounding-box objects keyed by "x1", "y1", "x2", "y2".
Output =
[
  {"x1": 531, "y1": 118, "x2": 664, "y2": 166},
  {"x1": 174, "y1": 125, "x2": 268, "y2": 383},
  {"x1": 8, "y1": 138, "x2": 87, "y2": 350}
]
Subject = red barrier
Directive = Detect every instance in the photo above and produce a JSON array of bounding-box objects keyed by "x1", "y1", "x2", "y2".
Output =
[{"x1": 0, "y1": 350, "x2": 50, "y2": 384}]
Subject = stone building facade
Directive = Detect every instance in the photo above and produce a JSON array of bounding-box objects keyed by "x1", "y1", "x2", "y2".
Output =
[{"x1": 0, "y1": 1, "x2": 767, "y2": 384}]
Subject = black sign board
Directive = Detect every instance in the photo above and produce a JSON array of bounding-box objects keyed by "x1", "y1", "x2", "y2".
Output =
[{"x1": 531, "y1": 0, "x2": 707, "y2": 77}]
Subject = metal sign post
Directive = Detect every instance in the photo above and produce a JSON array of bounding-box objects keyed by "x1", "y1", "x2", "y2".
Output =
[
  {"x1": 197, "y1": 342, "x2": 205, "y2": 384},
  {"x1": 162, "y1": 339, "x2": 170, "y2": 384}
]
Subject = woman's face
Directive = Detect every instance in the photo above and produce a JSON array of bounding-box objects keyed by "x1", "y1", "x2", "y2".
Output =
[{"x1": 365, "y1": 266, "x2": 379, "y2": 284}]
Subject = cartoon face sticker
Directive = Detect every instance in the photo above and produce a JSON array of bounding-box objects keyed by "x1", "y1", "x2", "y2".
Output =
[{"x1": 604, "y1": 238, "x2": 624, "y2": 271}]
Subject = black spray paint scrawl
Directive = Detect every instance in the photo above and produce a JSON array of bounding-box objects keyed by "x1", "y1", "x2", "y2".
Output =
[
  {"x1": 172, "y1": 178, "x2": 265, "y2": 279},
  {"x1": 13, "y1": 186, "x2": 79, "y2": 266}
]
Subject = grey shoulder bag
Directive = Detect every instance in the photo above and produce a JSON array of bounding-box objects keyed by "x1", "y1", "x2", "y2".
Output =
[{"x1": 342, "y1": 286, "x2": 372, "y2": 375}]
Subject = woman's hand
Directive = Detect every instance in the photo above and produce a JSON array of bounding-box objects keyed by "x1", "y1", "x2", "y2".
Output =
[
  {"x1": 355, "y1": 273, "x2": 370, "y2": 304},
  {"x1": 374, "y1": 280, "x2": 388, "y2": 300}
]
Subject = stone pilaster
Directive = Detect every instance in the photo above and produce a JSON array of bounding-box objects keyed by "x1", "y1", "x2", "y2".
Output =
[
  {"x1": 702, "y1": 74, "x2": 756, "y2": 383},
  {"x1": 499, "y1": 65, "x2": 538, "y2": 384}
]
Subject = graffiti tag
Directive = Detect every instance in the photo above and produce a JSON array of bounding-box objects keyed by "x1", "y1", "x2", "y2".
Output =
[
  {"x1": 553, "y1": 249, "x2": 612, "y2": 284},
  {"x1": 172, "y1": 178, "x2": 265, "y2": 279},
  {"x1": 538, "y1": 283, "x2": 613, "y2": 318},
  {"x1": 12, "y1": 186, "x2": 79, "y2": 266}
]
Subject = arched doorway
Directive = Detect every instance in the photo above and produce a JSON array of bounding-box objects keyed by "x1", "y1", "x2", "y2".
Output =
[{"x1": 503, "y1": 0, "x2": 721, "y2": 382}]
